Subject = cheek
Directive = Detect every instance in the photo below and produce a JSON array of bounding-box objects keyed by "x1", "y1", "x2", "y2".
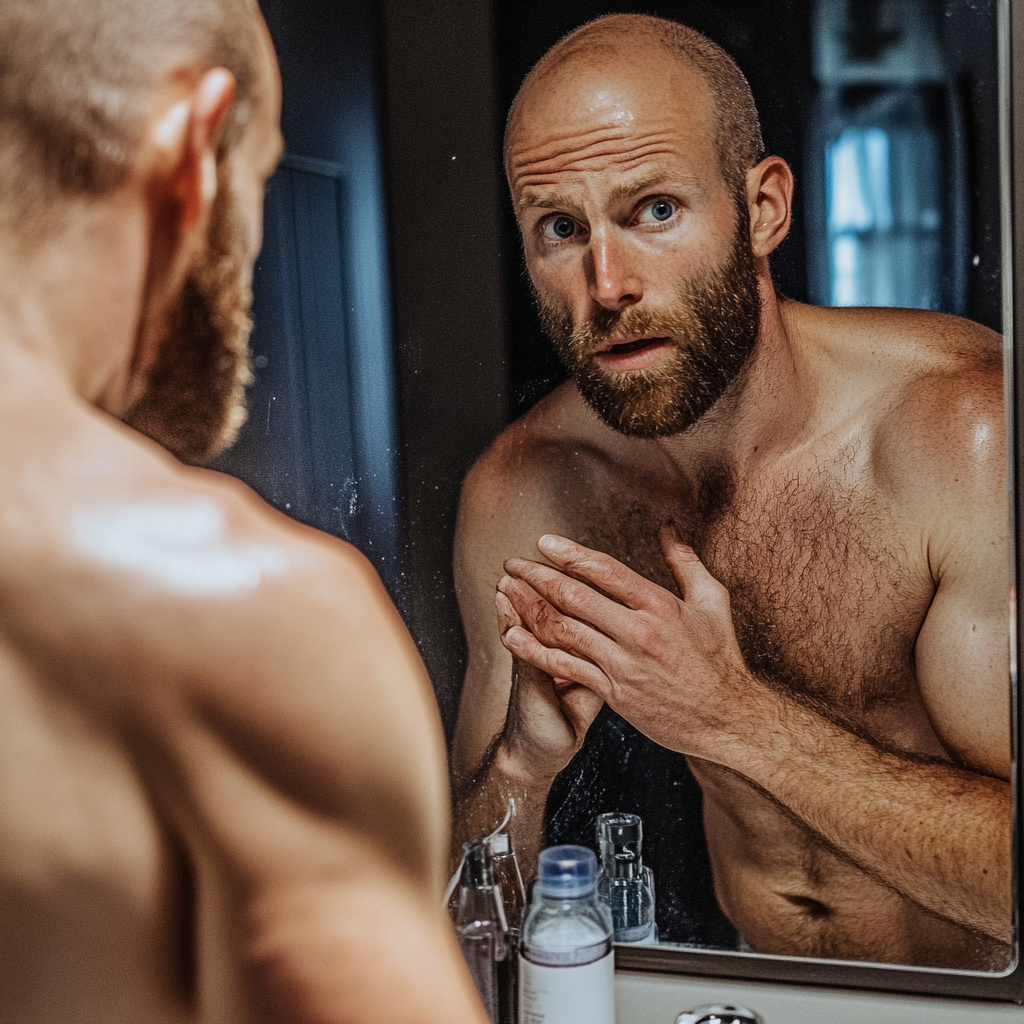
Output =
[
  {"x1": 229, "y1": 170, "x2": 265, "y2": 263},
  {"x1": 525, "y1": 248, "x2": 587, "y2": 309}
]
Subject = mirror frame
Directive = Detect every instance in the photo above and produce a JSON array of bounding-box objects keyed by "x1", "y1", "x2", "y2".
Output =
[{"x1": 380, "y1": 0, "x2": 1021, "y2": 1003}]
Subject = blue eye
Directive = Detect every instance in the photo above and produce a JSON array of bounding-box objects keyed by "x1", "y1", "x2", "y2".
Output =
[
  {"x1": 637, "y1": 198, "x2": 677, "y2": 225},
  {"x1": 543, "y1": 216, "x2": 577, "y2": 240}
]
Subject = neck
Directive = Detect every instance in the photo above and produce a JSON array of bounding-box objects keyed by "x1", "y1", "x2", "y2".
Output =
[
  {"x1": 655, "y1": 278, "x2": 814, "y2": 475},
  {"x1": 0, "y1": 196, "x2": 150, "y2": 415}
]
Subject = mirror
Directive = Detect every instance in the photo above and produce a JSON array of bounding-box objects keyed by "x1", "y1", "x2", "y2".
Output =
[{"x1": 227, "y1": 0, "x2": 1021, "y2": 1005}]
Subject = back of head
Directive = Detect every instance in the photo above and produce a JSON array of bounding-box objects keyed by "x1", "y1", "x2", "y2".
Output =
[
  {"x1": 0, "y1": 0, "x2": 260, "y2": 244},
  {"x1": 506, "y1": 13, "x2": 764, "y2": 202}
]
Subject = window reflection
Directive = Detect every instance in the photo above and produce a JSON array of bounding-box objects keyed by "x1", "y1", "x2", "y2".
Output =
[{"x1": 807, "y1": 0, "x2": 976, "y2": 317}]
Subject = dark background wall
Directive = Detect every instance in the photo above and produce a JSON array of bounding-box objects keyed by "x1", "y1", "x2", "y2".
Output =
[{"x1": 380, "y1": 0, "x2": 508, "y2": 731}]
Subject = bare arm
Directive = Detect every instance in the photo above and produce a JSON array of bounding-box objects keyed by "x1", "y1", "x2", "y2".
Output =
[{"x1": 450, "y1": 427, "x2": 603, "y2": 881}]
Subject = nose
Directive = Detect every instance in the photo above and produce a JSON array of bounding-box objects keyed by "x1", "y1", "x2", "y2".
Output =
[{"x1": 586, "y1": 230, "x2": 643, "y2": 311}]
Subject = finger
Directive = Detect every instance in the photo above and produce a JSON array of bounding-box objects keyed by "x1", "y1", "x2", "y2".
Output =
[
  {"x1": 531, "y1": 534, "x2": 658, "y2": 610},
  {"x1": 659, "y1": 524, "x2": 727, "y2": 606},
  {"x1": 498, "y1": 573, "x2": 620, "y2": 668},
  {"x1": 501, "y1": 622, "x2": 610, "y2": 692},
  {"x1": 494, "y1": 589, "x2": 522, "y2": 633},
  {"x1": 502, "y1": 561, "x2": 632, "y2": 640}
]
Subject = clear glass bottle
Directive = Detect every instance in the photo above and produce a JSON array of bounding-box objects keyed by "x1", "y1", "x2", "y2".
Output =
[
  {"x1": 489, "y1": 833, "x2": 525, "y2": 1024},
  {"x1": 519, "y1": 845, "x2": 614, "y2": 1024},
  {"x1": 489, "y1": 832, "x2": 526, "y2": 932},
  {"x1": 595, "y1": 812, "x2": 656, "y2": 943},
  {"x1": 455, "y1": 839, "x2": 508, "y2": 1024}
]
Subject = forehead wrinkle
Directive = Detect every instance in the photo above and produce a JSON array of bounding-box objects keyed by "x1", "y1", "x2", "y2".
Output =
[
  {"x1": 509, "y1": 123, "x2": 637, "y2": 162},
  {"x1": 516, "y1": 169, "x2": 705, "y2": 214},
  {"x1": 514, "y1": 141, "x2": 685, "y2": 188},
  {"x1": 510, "y1": 126, "x2": 679, "y2": 169},
  {"x1": 512, "y1": 138, "x2": 687, "y2": 199}
]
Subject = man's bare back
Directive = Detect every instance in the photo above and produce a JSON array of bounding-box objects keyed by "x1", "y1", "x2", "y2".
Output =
[
  {"x1": 0, "y1": 387, "x2": 475, "y2": 1020},
  {"x1": 454, "y1": 296, "x2": 1011, "y2": 968}
]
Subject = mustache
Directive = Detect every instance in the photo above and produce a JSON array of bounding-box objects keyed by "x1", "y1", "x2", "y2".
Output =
[
  {"x1": 538, "y1": 290, "x2": 703, "y2": 359},
  {"x1": 568, "y1": 305, "x2": 682, "y2": 349}
]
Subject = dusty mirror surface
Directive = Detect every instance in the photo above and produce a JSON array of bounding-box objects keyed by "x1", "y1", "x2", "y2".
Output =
[{"x1": 222, "y1": 0, "x2": 1019, "y2": 996}]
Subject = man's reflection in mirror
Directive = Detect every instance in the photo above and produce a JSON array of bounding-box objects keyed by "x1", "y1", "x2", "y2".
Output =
[
  {"x1": 0, "y1": 1, "x2": 489, "y2": 1020},
  {"x1": 452, "y1": 14, "x2": 1011, "y2": 970}
]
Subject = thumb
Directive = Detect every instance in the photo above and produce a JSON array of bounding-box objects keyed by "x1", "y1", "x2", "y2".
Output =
[
  {"x1": 557, "y1": 679, "x2": 605, "y2": 726},
  {"x1": 659, "y1": 523, "x2": 722, "y2": 604},
  {"x1": 554, "y1": 679, "x2": 605, "y2": 742}
]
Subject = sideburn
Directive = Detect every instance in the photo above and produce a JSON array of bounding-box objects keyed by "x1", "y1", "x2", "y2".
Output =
[{"x1": 123, "y1": 164, "x2": 254, "y2": 465}]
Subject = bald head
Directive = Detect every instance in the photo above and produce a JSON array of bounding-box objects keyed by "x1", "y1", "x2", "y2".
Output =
[
  {"x1": 0, "y1": 0, "x2": 262, "y2": 242},
  {"x1": 506, "y1": 14, "x2": 764, "y2": 204}
]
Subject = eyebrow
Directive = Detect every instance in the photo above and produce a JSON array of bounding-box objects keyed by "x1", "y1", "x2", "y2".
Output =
[{"x1": 516, "y1": 171, "x2": 706, "y2": 213}]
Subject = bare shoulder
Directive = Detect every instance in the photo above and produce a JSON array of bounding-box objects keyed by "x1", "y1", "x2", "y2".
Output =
[
  {"x1": 454, "y1": 382, "x2": 599, "y2": 657},
  {"x1": 451, "y1": 381, "x2": 655, "y2": 768},
  {"x1": 1, "y1": 410, "x2": 447, "y2": 884},
  {"x1": 829, "y1": 307, "x2": 1006, "y2": 593},
  {"x1": 791, "y1": 303, "x2": 1004, "y2": 501},
  {"x1": 793, "y1": 300, "x2": 1001, "y2": 370},
  {"x1": 457, "y1": 380, "x2": 654, "y2": 556},
  {"x1": 462, "y1": 383, "x2": 605, "y2": 505},
  {"x1": 861, "y1": 309, "x2": 1004, "y2": 511}
]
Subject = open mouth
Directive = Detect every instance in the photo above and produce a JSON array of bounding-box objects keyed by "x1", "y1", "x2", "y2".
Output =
[
  {"x1": 605, "y1": 336, "x2": 668, "y2": 355},
  {"x1": 593, "y1": 336, "x2": 672, "y2": 373}
]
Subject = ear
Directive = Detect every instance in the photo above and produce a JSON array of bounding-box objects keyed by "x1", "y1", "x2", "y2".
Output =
[
  {"x1": 148, "y1": 68, "x2": 237, "y2": 237},
  {"x1": 744, "y1": 156, "x2": 793, "y2": 259}
]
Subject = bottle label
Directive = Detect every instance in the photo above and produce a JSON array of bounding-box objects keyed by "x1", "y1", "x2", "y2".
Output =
[
  {"x1": 518, "y1": 949, "x2": 614, "y2": 1024},
  {"x1": 521, "y1": 936, "x2": 610, "y2": 967}
]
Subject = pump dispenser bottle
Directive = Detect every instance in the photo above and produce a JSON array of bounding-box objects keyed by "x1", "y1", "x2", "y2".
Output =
[
  {"x1": 519, "y1": 845, "x2": 614, "y2": 1024},
  {"x1": 455, "y1": 839, "x2": 508, "y2": 1023}
]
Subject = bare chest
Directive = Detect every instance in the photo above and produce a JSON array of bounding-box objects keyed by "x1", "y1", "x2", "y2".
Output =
[{"x1": 575, "y1": 462, "x2": 939, "y2": 747}]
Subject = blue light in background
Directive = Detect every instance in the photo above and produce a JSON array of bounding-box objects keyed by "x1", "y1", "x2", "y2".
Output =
[{"x1": 821, "y1": 102, "x2": 944, "y2": 311}]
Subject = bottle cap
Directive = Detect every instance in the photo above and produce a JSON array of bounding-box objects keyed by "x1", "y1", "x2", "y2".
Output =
[
  {"x1": 596, "y1": 812, "x2": 643, "y2": 879},
  {"x1": 537, "y1": 845, "x2": 597, "y2": 898}
]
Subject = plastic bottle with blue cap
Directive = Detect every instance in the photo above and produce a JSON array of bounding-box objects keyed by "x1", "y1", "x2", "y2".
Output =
[{"x1": 519, "y1": 845, "x2": 615, "y2": 1024}]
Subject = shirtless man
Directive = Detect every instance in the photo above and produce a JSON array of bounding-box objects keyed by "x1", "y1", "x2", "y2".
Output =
[
  {"x1": 452, "y1": 14, "x2": 1012, "y2": 969},
  {"x1": 0, "y1": 1, "x2": 487, "y2": 1021}
]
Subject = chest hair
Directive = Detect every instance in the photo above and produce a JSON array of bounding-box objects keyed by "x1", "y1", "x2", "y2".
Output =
[{"x1": 578, "y1": 458, "x2": 933, "y2": 727}]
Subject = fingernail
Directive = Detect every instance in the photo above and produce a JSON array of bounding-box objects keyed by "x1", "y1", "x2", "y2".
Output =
[{"x1": 538, "y1": 534, "x2": 569, "y2": 555}]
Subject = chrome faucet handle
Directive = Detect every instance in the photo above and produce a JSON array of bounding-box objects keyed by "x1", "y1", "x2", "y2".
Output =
[{"x1": 674, "y1": 1004, "x2": 764, "y2": 1024}]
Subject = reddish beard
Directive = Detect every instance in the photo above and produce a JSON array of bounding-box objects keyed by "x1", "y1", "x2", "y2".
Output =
[
  {"x1": 123, "y1": 159, "x2": 254, "y2": 465},
  {"x1": 536, "y1": 216, "x2": 761, "y2": 438}
]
